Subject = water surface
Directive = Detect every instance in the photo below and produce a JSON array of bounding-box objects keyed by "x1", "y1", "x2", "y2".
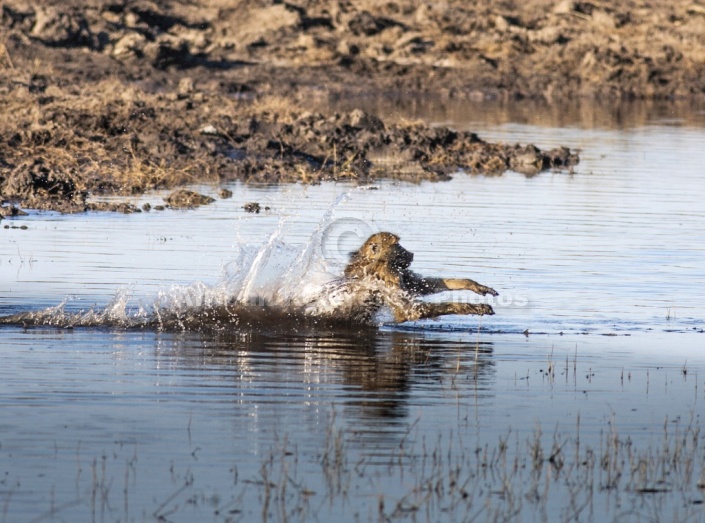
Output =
[{"x1": 1, "y1": 100, "x2": 704, "y2": 522}]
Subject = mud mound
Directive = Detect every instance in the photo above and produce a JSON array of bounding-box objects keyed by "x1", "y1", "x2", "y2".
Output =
[
  {"x1": 0, "y1": 78, "x2": 578, "y2": 212},
  {"x1": 164, "y1": 189, "x2": 215, "y2": 209}
]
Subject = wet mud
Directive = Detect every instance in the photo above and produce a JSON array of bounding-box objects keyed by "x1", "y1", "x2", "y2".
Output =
[
  {"x1": 4, "y1": 1, "x2": 701, "y2": 213},
  {"x1": 0, "y1": 76, "x2": 578, "y2": 213}
]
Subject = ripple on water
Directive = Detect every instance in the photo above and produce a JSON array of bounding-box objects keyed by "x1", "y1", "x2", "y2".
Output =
[{"x1": 2, "y1": 113, "x2": 705, "y2": 522}]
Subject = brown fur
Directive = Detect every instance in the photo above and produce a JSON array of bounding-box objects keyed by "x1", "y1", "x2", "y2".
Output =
[{"x1": 345, "y1": 232, "x2": 498, "y2": 322}]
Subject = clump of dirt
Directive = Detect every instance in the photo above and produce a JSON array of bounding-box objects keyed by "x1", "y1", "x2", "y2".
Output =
[
  {"x1": 243, "y1": 202, "x2": 262, "y2": 214},
  {"x1": 164, "y1": 189, "x2": 215, "y2": 209},
  {"x1": 0, "y1": 77, "x2": 578, "y2": 213},
  {"x1": 2, "y1": 158, "x2": 86, "y2": 212},
  {"x1": 86, "y1": 201, "x2": 142, "y2": 213}
]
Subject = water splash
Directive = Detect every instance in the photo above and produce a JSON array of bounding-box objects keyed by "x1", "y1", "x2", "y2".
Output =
[
  {"x1": 0, "y1": 290, "x2": 146, "y2": 328},
  {"x1": 0, "y1": 191, "x2": 384, "y2": 332}
]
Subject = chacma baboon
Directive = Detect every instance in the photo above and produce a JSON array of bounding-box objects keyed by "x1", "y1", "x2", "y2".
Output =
[{"x1": 341, "y1": 232, "x2": 498, "y2": 323}]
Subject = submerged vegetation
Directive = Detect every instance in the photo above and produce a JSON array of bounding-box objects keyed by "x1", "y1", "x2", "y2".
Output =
[{"x1": 5, "y1": 407, "x2": 703, "y2": 522}]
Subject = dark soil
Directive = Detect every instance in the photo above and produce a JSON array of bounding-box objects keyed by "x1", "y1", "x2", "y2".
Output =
[
  {"x1": 4, "y1": 0, "x2": 704, "y2": 99},
  {"x1": 0, "y1": 78, "x2": 578, "y2": 212},
  {"x1": 164, "y1": 189, "x2": 216, "y2": 209},
  {"x1": 8, "y1": 0, "x2": 701, "y2": 213}
]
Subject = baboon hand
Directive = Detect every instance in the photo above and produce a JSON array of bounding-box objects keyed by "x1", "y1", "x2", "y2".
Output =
[
  {"x1": 475, "y1": 303, "x2": 495, "y2": 315},
  {"x1": 477, "y1": 285, "x2": 499, "y2": 297},
  {"x1": 457, "y1": 303, "x2": 494, "y2": 316}
]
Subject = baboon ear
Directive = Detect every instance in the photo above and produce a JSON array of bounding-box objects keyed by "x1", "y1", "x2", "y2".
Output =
[{"x1": 370, "y1": 244, "x2": 378, "y2": 254}]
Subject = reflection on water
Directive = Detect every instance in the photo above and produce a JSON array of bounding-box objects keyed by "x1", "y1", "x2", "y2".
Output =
[
  {"x1": 2, "y1": 102, "x2": 705, "y2": 521},
  {"x1": 162, "y1": 329, "x2": 494, "y2": 425},
  {"x1": 1, "y1": 325, "x2": 703, "y2": 522},
  {"x1": 317, "y1": 94, "x2": 705, "y2": 130}
]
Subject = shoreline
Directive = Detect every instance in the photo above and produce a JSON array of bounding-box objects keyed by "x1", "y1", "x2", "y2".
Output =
[{"x1": 3, "y1": 1, "x2": 705, "y2": 213}]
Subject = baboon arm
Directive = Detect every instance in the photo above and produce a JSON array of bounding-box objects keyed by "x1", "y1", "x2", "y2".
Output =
[
  {"x1": 441, "y1": 278, "x2": 499, "y2": 297},
  {"x1": 392, "y1": 302, "x2": 495, "y2": 322},
  {"x1": 405, "y1": 274, "x2": 499, "y2": 297}
]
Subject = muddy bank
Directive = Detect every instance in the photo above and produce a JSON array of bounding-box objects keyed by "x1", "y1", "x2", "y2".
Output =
[
  {"x1": 3, "y1": 0, "x2": 705, "y2": 101},
  {"x1": 0, "y1": 76, "x2": 578, "y2": 213},
  {"x1": 25, "y1": 0, "x2": 705, "y2": 212}
]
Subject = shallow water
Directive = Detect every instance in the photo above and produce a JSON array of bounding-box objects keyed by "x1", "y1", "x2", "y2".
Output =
[{"x1": 1, "y1": 100, "x2": 705, "y2": 522}]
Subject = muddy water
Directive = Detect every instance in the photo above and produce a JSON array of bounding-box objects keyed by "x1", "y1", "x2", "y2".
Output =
[{"x1": 2, "y1": 102, "x2": 705, "y2": 522}]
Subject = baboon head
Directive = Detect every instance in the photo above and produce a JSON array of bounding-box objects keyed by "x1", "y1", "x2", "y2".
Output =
[{"x1": 345, "y1": 232, "x2": 414, "y2": 279}]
